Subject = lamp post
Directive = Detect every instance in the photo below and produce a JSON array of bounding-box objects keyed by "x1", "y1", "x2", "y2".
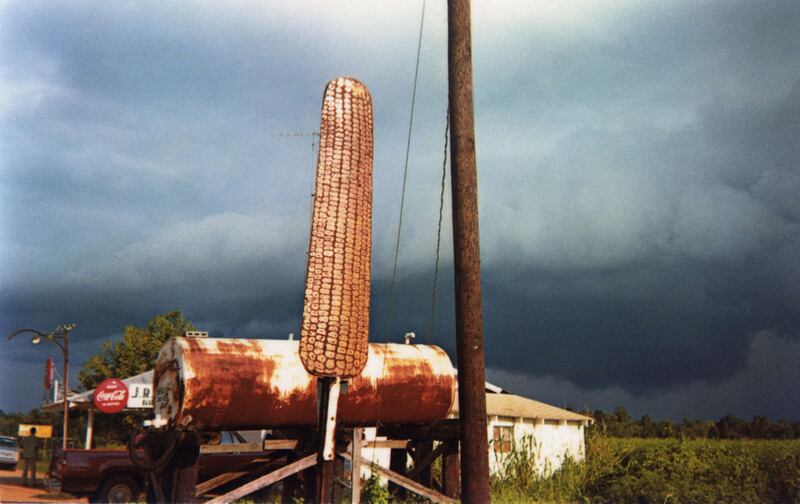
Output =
[{"x1": 8, "y1": 324, "x2": 75, "y2": 450}]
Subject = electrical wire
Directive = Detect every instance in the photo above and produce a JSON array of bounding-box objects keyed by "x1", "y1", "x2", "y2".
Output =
[
  {"x1": 372, "y1": 0, "x2": 426, "y2": 477},
  {"x1": 427, "y1": 109, "x2": 449, "y2": 341},
  {"x1": 385, "y1": 0, "x2": 426, "y2": 341}
]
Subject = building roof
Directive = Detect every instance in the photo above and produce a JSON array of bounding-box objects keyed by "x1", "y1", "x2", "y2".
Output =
[
  {"x1": 452, "y1": 393, "x2": 593, "y2": 423},
  {"x1": 484, "y1": 381, "x2": 505, "y2": 394}
]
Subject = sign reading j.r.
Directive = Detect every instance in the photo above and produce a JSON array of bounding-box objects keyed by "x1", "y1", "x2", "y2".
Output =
[{"x1": 127, "y1": 383, "x2": 153, "y2": 409}]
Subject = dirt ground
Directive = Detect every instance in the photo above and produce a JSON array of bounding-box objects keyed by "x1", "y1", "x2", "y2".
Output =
[{"x1": 0, "y1": 468, "x2": 86, "y2": 503}]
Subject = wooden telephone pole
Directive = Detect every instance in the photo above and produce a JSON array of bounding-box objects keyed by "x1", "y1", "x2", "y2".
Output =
[{"x1": 448, "y1": 0, "x2": 491, "y2": 501}]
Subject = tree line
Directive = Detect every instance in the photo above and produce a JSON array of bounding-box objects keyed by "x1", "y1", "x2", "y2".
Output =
[{"x1": 589, "y1": 406, "x2": 800, "y2": 440}]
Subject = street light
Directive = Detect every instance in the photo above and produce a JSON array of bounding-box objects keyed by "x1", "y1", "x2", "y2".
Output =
[{"x1": 8, "y1": 324, "x2": 76, "y2": 450}]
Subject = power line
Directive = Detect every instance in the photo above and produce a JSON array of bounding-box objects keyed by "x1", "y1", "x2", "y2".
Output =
[
  {"x1": 385, "y1": 0, "x2": 426, "y2": 341},
  {"x1": 280, "y1": 130, "x2": 320, "y2": 311},
  {"x1": 428, "y1": 109, "x2": 449, "y2": 341}
]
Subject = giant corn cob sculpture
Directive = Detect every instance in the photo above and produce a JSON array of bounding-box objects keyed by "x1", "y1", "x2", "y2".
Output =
[{"x1": 299, "y1": 77, "x2": 373, "y2": 378}]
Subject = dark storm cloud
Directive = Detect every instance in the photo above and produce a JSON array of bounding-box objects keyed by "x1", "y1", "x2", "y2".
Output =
[
  {"x1": 470, "y1": 74, "x2": 800, "y2": 393},
  {"x1": 460, "y1": 0, "x2": 800, "y2": 401},
  {"x1": 488, "y1": 331, "x2": 800, "y2": 421},
  {"x1": 1, "y1": 0, "x2": 799, "y2": 419}
]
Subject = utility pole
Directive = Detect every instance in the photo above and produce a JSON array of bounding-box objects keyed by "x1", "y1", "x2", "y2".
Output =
[{"x1": 448, "y1": 0, "x2": 491, "y2": 501}]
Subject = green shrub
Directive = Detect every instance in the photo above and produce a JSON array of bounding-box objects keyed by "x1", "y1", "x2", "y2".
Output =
[
  {"x1": 361, "y1": 474, "x2": 391, "y2": 504},
  {"x1": 490, "y1": 434, "x2": 800, "y2": 503}
]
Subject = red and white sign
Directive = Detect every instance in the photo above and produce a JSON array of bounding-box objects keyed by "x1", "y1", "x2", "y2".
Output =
[
  {"x1": 44, "y1": 358, "x2": 54, "y2": 390},
  {"x1": 93, "y1": 378, "x2": 129, "y2": 414}
]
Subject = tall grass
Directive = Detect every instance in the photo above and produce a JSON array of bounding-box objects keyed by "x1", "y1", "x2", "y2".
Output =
[{"x1": 491, "y1": 433, "x2": 800, "y2": 503}]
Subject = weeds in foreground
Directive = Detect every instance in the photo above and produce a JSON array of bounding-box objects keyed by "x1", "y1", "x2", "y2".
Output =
[
  {"x1": 235, "y1": 435, "x2": 800, "y2": 503},
  {"x1": 361, "y1": 473, "x2": 391, "y2": 504},
  {"x1": 491, "y1": 433, "x2": 800, "y2": 503}
]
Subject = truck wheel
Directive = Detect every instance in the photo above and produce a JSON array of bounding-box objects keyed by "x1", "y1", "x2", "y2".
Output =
[{"x1": 95, "y1": 475, "x2": 140, "y2": 503}]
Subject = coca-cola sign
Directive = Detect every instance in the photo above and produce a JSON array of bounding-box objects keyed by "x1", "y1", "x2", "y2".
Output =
[{"x1": 93, "y1": 378, "x2": 129, "y2": 414}]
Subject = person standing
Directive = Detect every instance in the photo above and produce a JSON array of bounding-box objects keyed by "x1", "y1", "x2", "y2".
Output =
[{"x1": 20, "y1": 427, "x2": 40, "y2": 487}]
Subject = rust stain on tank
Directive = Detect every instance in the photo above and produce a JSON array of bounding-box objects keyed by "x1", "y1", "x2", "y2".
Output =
[{"x1": 153, "y1": 338, "x2": 456, "y2": 430}]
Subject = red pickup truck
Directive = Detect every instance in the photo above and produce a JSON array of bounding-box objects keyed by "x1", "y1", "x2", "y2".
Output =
[{"x1": 50, "y1": 432, "x2": 286, "y2": 503}]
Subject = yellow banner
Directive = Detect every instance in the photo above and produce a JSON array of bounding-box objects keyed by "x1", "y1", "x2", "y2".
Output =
[{"x1": 17, "y1": 424, "x2": 53, "y2": 438}]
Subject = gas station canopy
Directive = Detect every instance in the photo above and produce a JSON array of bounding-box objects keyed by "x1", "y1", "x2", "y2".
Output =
[{"x1": 41, "y1": 370, "x2": 153, "y2": 413}]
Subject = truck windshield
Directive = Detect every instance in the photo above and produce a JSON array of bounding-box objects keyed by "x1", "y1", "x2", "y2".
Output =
[{"x1": 0, "y1": 438, "x2": 16, "y2": 448}]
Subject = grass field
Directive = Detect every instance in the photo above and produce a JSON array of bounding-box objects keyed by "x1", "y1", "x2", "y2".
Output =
[{"x1": 491, "y1": 434, "x2": 800, "y2": 503}]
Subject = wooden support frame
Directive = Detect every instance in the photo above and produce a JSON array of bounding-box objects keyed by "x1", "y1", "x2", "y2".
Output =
[
  {"x1": 204, "y1": 453, "x2": 317, "y2": 504},
  {"x1": 195, "y1": 457, "x2": 274, "y2": 496},
  {"x1": 408, "y1": 441, "x2": 447, "y2": 480},
  {"x1": 192, "y1": 425, "x2": 459, "y2": 504},
  {"x1": 340, "y1": 450, "x2": 457, "y2": 504}
]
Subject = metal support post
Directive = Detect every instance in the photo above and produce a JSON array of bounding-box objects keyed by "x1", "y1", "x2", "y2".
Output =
[
  {"x1": 85, "y1": 407, "x2": 94, "y2": 449},
  {"x1": 62, "y1": 341, "x2": 69, "y2": 450}
]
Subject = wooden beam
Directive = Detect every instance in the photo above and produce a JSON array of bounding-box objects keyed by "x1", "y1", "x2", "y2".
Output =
[
  {"x1": 199, "y1": 439, "x2": 301, "y2": 454},
  {"x1": 281, "y1": 452, "x2": 300, "y2": 503},
  {"x1": 196, "y1": 470, "x2": 249, "y2": 496},
  {"x1": 315, "y1": 377, "x2": 339, "y2": 503},
  {"x1": 408, "y1": 442, "x2": 447, "y2": 480},
  {"x1": 389, "y1": 447, "x2": 408, "y2": 499},
  {"x1": 200, "y1": 443, "x2": 262, "y2": 454},
  {"x1": 332, "y1": 455, "x2": 346, "y2": 503},
  {"x1": 351, "y1": 428, "x2": 363, "y2": 504},
  {"x1": 339, "y1": 451, "x2": 457, "y2": 504},
  {"x1": 412, "y1": 440, "x2": 433, "y2": 487},
  {"x1": 302, "y1": 461, "x2": 318, "y2": 503},
  {"x1": 263, "y1": 439, "x2": 301, "y2": 450},
  {"x1": 172, "y1": 433, "x2": 201, "y2": 504},
  {"x1": 365, "y1": 439, "x2": 409, "y2": 450},
  {"x1": 204, "y1": 453, "x2": 317, "y2": 504},
  {"x1": 378, "y1": 421, "x2": 460, "y2": 441},
  {"x1": 194, "y1": 457, "x2": 276, "y2": 496},
  {"x1": 441, "y1": 440, "x2": 460, "y2": 499}
]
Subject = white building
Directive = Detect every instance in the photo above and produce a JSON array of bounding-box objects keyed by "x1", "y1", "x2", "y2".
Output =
[
  {"x1": 451, "y1": 388, "x2": 593, "y2": 476},
  {"x1": 363, "y1": 382, "x2": 593, "y2": 479}
]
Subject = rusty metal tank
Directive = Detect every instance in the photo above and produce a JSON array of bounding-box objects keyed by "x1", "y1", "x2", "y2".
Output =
[{"x1": 152, "y1": 337, "x2": 456, "y2": 430}]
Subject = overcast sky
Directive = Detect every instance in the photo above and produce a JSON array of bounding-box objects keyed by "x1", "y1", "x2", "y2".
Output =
[{"x1": 1, "y1": 0, "x2": 799, "y2": 420}]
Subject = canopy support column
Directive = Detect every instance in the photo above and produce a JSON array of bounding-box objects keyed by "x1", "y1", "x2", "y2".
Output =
[{"x1": 84, "y1": 407, "x2": 94, "y2": 450}]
